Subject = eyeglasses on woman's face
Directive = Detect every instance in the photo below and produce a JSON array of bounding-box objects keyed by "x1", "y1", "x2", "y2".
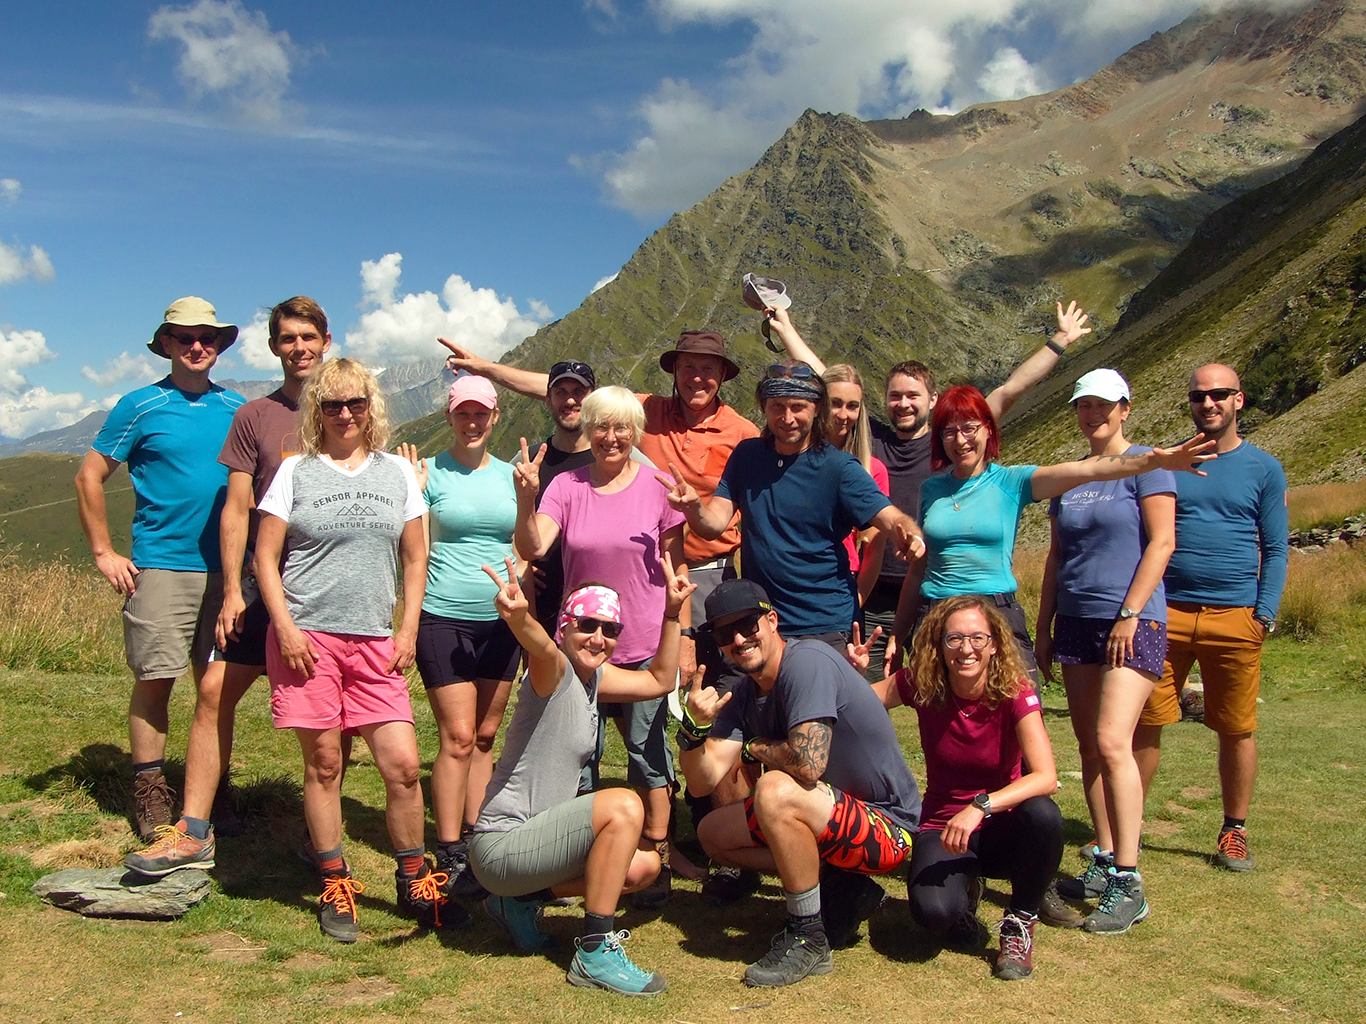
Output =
[
  {"x1": 940, "y1": 422, "x2": 983, "y2": 441},
  {"x1": 942, "y1": 631, "x2": 992, "y2": 651}
]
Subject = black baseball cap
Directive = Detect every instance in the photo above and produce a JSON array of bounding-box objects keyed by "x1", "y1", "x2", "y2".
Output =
[
  {"x1": 548, "y1": 360, "x2": 595, "y2": 389},
  {"x1": 700, "y1": 579, "x2": 773, "y2": 636}
]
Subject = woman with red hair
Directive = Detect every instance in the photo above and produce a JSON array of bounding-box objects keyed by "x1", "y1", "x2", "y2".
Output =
[{"x1": 888, "y1": 382, "x2": 1212, "y2": 676}]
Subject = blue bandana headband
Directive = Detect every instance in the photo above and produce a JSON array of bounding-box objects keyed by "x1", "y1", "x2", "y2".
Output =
[{"x1": 758, "y1": 376, "x2": 823, "y2": 401}]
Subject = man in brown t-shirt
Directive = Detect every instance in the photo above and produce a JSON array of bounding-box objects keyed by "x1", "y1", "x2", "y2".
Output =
[{"x1": 124, "y1": 296, "x2": 332, "y2": 875}]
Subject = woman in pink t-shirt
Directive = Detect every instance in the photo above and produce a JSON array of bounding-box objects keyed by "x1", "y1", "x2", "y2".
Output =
[
  {"x1": 512, "y1": 386, "x2": 693, "y2": 906},
  {"x1": 823, "y1": 364, "x2": 890, "y2": 608},
  {"x1": 870, "y1": 595, "x2": 1062, "y2": 982}
]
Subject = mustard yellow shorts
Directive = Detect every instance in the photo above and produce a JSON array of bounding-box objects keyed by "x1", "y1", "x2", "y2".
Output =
[{"x1": 1140, "y1": 602, "x2": 1264, "y2": 734}]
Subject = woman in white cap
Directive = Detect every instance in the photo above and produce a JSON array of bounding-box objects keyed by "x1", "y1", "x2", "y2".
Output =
[
  {"x1": 1034, "y1": 369, "x2": 1177, "y2": 935},
  {"x1": 405, "y1": 373, "x2": 523, "y2": 901}
]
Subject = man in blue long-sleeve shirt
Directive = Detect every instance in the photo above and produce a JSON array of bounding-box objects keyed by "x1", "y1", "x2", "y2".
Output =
[{"x1": 1134, "y1": 364, "x2": 1288, "y2": 873}]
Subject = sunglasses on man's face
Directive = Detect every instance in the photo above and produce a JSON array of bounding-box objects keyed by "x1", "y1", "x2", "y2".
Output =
[
  {"x1": 708, "y1": 612, "x2": 766, "y2": 645},
  {"x1": 1188, "y1": 388, "x2": 1239, "y2": 404},
  {"x1": 573, "y1": 616, "x2": 623, "y2": 639},
  {"x1": 167, "y1": 331, "x2": 220, "y2": 348},
  {"x1": 320, "y1": 397, "x2": 369, "y2": 417}
]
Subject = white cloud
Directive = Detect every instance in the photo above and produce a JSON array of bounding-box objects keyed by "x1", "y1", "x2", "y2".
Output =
[
  {"x1": 593, "y1": 0, "x2": 1300, "y2": 216},
  {"x1": 80, "y1": 351, "x2": 162, "y2": 387},
  {"x1": 233, "y1": 310, "x2": 279, "y2": 370},
  {"x1": 0, "y1": 241, "x2": 54, "y2": 286},
  {"x1": 0, "y1": 178, "x2": 19, "y2": 203},
  {"x1": 591, "y1": 272, "x2": 619, "y2": 293},
  {"x1": 148, "y1": 0, "x2": 298, "y2": 124},
  {"x1": 0, "y1": 327, "x2": 96, "y2": 438},
  {"x1": 344, "y1": 253, "x2": 549, "y2": 365}
]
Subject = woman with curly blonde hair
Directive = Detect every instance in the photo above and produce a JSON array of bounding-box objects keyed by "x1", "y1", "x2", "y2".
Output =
[
  {"x1": 255, "y1": 357, "x2": 455, "y2": 940},
  {"x1": 869, "y1": 594, "x2": 1062, "y2": 981}
]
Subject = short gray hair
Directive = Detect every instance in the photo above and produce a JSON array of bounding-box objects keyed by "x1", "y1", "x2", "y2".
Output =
[{"x1": 581, "y1": 386, "x2": 645, "y2": 446}]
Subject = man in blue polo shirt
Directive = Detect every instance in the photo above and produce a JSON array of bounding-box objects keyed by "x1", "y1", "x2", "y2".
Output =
[
  {"x1": 75, "y1": 297, "x2": 244, "y2": 842},
  {"x1": 1133, "y1": 363, "x2": 1288, "y2": 873}
]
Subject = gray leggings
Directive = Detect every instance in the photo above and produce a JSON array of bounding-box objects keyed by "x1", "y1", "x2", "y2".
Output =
[{"x1": 467, "y1": 793, "x2": 597, "y2": 898}]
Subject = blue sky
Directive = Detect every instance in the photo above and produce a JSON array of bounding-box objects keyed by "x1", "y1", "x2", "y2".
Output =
[{"x1": 0, "y1": 0, "x2": 1261, "y2": 438}]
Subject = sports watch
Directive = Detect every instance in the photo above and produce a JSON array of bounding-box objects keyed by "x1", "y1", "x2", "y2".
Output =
[
  {"x1": 1118, "y1": 606, "x2": 1139, "y2": 621},
  {"x1": 972, "y1": 792, "x2": 993, "y2": 817}
]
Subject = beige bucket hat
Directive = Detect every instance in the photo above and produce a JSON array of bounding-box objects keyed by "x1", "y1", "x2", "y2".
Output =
[{"x1": 148, "y1": 296, "x2": 238, "y2": 358}]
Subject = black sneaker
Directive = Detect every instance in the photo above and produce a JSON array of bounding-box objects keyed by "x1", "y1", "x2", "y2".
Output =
[
  {"x1": 820, "y1": 870, "x2": 886, "y2": 949},
  {"x1": 436, "y1": 841, "x2": 490, "y2": 901},
  {"x1": 742, "y1": 927, "x2": 834, "y2": 988},
  {"x1": 319, "y1": 872, "x2": 364, "y2": 943},
  {"x1": 701, "y1": 866, "x2": 761, "y2": 908},
  {"x1": 398, "y1": 861, "x2": 470, "y2": 930}
]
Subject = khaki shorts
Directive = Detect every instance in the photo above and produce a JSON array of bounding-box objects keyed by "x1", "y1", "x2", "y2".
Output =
[
  {"x1": 122, "y1": 569, "x2": 223, "y2": 681},
  {"x1": 1141, "y1": 602, "x2": 1264, "y2": 734}
]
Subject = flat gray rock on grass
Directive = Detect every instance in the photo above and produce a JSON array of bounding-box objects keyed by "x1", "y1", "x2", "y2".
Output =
[{"x1": 31, "y1": 868, "x2": 212, "y2": 918}]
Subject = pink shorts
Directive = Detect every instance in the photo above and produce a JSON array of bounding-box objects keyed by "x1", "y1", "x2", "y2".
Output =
[{"x1": 266, "y1": 626, "x2": 414, "y2": 732}]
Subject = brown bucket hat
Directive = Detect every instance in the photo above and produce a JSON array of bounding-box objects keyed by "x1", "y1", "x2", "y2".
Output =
[
  {"x1": 148, "y1": 296, "x2": 238, "y2": 358},
  {"x1": 659, "y1": 330, "x2": 740, "y2": 382}
]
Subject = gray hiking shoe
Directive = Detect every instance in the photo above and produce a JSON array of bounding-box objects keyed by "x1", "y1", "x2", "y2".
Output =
[
  {"x1": 1214, "y1": 827, "x2": 1255, "y2": 872},
  {"x1": 1038, "y1": 883, "x2": 1085, "y2": 928},
  {"x1": 1057, "y1": 847, "x2": 1111, "y2": 900},
  {"x1": 1083, "y1": 868, "x2": 1149, "y2": 935},
  {"x1": 743, "y1": 927, "x2": 834, "y2": 988}
]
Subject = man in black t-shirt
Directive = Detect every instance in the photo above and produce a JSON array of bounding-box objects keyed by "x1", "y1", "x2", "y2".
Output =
[{"x1": 678, "y1": 580, "x2": 922, "y2": 989}]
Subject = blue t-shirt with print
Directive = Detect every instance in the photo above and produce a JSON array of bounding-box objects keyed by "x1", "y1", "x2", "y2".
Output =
[
  {"x1": 92, "y1": 377, "x2": 243, "y2": 572},
  {"x1": 1047, "y1": 446, "x2": 1176, "y2": 621},
  {"x1": 919, "y1": 462, "x2": 1037, "y2": 598},
  {"x1": 716, "y1": 438, "x2": 890, "y2": 636}
]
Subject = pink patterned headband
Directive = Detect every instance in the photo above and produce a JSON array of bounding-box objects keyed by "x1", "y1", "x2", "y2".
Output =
[{"x1": 558, "y1": 585, "x2": 622, "y2": 640}]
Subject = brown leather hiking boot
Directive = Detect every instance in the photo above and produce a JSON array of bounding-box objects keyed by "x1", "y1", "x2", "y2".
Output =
[{"x1": 131, "y1": 768, "x2": 175, "y2": 843}]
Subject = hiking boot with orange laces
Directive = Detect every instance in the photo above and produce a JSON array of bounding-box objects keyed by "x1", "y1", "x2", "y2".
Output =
[
  {"x1": 319, "y1": 872, "x2": 364, "y2": 943},
  {"x1": 993, "y1": 912, "x2": 1036, "y2": 980},
  {"x1": 398, "y1": 861, "x2": 470, "y2": 930},
  {"x1": 1214, "y1": 826, "x2": 1255, "y2": 872},
  {"x1": 123, "y1": 821, "x2": 215, "y2": 876},
  {"x1": 131, "y1": 768, "x2": 175, "y2": 843}
]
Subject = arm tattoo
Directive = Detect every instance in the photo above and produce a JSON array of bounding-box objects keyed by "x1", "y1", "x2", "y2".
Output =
[{"x1": 750, "y1": 719, "x2": 833, "y2": 785}]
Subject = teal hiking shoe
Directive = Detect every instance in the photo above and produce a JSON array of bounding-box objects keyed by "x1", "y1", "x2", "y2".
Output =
[
  {"x1": 1057, "y1": 847, "x2": 1112, "y2": 900},
  {"x1": 483, "y1": 894, "x2": 554, "y2": 952},
  {"x1": 567, "y1": 930, "x2": 666, "y2": 996}
]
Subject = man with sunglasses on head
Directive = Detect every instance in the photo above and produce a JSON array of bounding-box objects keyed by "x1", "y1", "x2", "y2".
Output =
[
  {"x1": 1132, "y1": 364, "x2": 1287, "y2": 872},
  {"x1": 76, "y1": 297, "x2": 245, "y2": 845},
  {"x1": 661, "y1": 362, "x2": 925, "y2": 649},
  {"x1": 677, "y1": 578, "x2": 922, "y2": 988}
]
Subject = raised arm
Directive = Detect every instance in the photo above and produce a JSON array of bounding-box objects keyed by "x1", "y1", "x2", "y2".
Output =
[
  {"x1": 676, "y1": 667, "x2": 741, "y2": 797},
  {"x1": 762, "y1": 306, "x2": 826, "y2": 374},
  {"x1": 439, "y1": 338, "x2": 549, "y2": 399},
  {"x1": 599, "y1": 551, "x2": 696, "y2": 701},
  {"x1": 75, "y1": 448, "x2": 138, "y2": 595},
  {"x1": 657, "y1": 461, "x2": 736, "y2": 541},
  {"x1": 511, "y1": 438, "x2": 560, "y2": 559},
  {"x1": 987, "y1": 300, "x2": 1090, "y2": 421},
  {"x1": 482, "y1": 557, "x2": 566, "y2": 696},
  {"x1": 1030, "y1": 435, "x2": 1216, "y2": 502}
]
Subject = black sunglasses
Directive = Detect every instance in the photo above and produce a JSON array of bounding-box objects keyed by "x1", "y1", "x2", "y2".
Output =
[
  {"x1": 705, "y1": 611, "x2": 766, "y2": 645},
  {"x1": 549, "y1": 360, "x2": 596, "y2": 387},
  {"x1": 763, "y1": 363, "x2": 818, "y2": 381},
  {"x1": 572, "y1": 616, "x2": 622, "y2": 639},
  {"x1": 320, "y1": 397, "x2": 369, "y2": 417},
  {"x1": 1188, "y1": 388, "x2": 1238, "y2": 404}
]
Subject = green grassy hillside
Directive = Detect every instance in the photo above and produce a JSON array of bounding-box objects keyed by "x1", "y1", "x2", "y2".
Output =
[{"x1": 0, "y1": 454, "x2": 131, "y2": 563}]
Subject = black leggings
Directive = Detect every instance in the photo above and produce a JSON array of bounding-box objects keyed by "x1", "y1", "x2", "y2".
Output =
[{"x1": 907, "y1": 795, "x2": 1063, "y2": 930}]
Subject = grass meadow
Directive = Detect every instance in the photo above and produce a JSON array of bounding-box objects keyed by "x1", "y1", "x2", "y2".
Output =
[{"x1": 2, "y1": 492, "x2": 1365, "y2": 1024}]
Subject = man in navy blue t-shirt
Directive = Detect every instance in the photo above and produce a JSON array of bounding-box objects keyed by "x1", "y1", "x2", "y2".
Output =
[{"x1": 1133, "y1": 363, "x2": 1288, "y2": 873}]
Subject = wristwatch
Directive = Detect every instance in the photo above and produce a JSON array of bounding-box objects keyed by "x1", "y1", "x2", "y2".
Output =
[
  {"x1": 1118, "y1": 606, "x2": 1139, "y2": 621},
  {"x1": 972, "y1": 792, "x2": 992, "y2": 817},
  {"x1": 1254, "y1": 614, "x2": 1276, "y2": 635}
]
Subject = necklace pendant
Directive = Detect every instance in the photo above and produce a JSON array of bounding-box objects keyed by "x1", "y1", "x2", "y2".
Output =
[
  {"x1": 777, "y1": 458, "x2": 784, "y2": 467},
  {"x1": 953, "y1": 501, "x2": 961, "y2": 511}
]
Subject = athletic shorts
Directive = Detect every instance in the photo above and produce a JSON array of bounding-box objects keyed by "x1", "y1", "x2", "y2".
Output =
[
  {"x1": 266, "y1": 626, "x2": 414, "y2": 732},
  {"x1": 415, "y1": 610, "x2": 522, "y2": 688},
  {"x1": 122, "y1": 568, "x2": 222, "y2": 681},
  {"x1": 746, "y1": 783, "x2": 912, "y2": 875},
  {"x1": 467, "y1": 793, "x2": 598, "y2": 897},
  {"x1": 1053, "y1": 613, "x2": 1167, "y2": 678},
  {"x1": 1141, "y1": 602, "x2": 1263, "y2": 734},
  {"x1": 221, "y1": 592, "x2": 270, "y2": 667}
]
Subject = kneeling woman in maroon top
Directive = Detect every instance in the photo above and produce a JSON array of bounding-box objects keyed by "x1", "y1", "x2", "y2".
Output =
[{"x1": 873, "y1": 594, "x2": 1062, "y2": 981}]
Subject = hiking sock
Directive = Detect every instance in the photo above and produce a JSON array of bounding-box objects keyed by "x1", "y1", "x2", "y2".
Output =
[
  {"x1": 183, "y1": 816, "x2": 212, "y2": 840},
  {"x1": 584, "y1": 911, "x2": 615, "y2": 940},
  {"x1": 395, "y1": 846, "x2": 426, "y2": 877},
  {"x1": 317, "y1": 846, "x2": 346, "y2": 875},
  {"x1": 132, "y1": 760, "x2": 165, "y2": 775},
  {"x1": 1114, "y1": 864, "x2": 1137, "y2": 874},
  {"x1": 1222, "y1": 817, "x2": 1246, "y2": 832},
  {"x1": 785, "y1": 883, "x2": 821, "y2": 921}
]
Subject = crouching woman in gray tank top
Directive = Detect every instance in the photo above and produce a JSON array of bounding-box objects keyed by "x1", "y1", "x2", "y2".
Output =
[{"x1": 468, "y1": 554, "x2": 694, "y2": 997}]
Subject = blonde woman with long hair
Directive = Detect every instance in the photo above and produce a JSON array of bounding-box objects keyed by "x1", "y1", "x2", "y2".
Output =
[
  {"x1": 822, "y1": 363, "x2": 890, "y2": 608},
  {"x1": 255, "y1": 358, "x2": 454, "y2": 940},
  {"x1": 865, "y1": 594, "x2": 1062, "y2": 981}
]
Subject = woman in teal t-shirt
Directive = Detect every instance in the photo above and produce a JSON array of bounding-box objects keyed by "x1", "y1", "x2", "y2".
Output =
[
  {"x1": 888, "y1": 384, "x2": 1212, "y2": 676},
  {"x1": 408, "y1": 373, "x2": 522, "y2": 901}
]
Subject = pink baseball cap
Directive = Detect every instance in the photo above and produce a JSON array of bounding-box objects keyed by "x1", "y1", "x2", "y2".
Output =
[{"x1": 448, "y1": 372, "x2": 498, "y2": 412}]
